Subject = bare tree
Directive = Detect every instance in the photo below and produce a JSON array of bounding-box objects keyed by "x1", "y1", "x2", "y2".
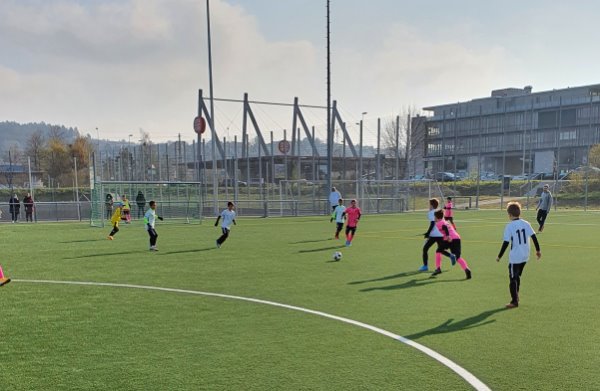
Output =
[
  {"x1": 381, "y1": 106, "x2": 419, "y2": 157},
  {"x1": 3, "y1": 143, "x2": 24, "y2": 165},
  {"x1": 26, "y1": 130, "x2": 46, "y2": 170},
  {"x1": 379, "y1": 106, "x2": 419, "y2": 179},
  {"x1": 48, "y1": 125, "x2": 65, "y2": 141}
]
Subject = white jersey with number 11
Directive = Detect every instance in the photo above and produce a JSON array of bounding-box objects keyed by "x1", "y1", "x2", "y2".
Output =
[{"x1": 503, "y1": 218, "x2": 535, "y2": 264}]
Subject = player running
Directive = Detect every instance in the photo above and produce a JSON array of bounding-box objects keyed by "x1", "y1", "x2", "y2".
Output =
[
  {"x1": 431, "y1": 210, "x2": 471, "y2": 279},
  {"x1": 343, "y1": 199, "x2": 361, "y2": 247},
  {"x1": 330, "y1": 198, "x2": 346, "y2": 239},
  {"x1": 215, "y1": 201, "x2": 237, "y2": 248}
]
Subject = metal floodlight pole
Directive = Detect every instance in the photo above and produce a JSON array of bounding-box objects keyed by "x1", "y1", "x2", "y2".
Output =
[
  {"x1": 206, "y1": 0, "x2": 218, "y2": 215},
  {"x1": 326, "y1": 0, "x2": 332, "y2": 194}
]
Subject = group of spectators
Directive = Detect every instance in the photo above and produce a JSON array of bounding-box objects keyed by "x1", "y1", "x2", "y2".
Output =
[
  {"x1": 6, "y1": 193, "x2": 35, "y2": 223},
  {"x1": 105, "y1": 191, "x2": 147, "y2": 220}
]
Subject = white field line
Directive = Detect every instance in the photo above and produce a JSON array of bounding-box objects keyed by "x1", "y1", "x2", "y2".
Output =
[{"x1": 14, "y1": 279, "x2": 491, "y2": 391}]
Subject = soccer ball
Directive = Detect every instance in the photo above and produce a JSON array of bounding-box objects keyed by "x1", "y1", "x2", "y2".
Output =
[{"x1": 333, "y1": 251, "x2": 342, "y2": 261}]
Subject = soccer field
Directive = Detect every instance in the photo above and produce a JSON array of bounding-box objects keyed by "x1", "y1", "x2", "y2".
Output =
[{"x1": 0, "y1": 210, "x2": 598, "y2": 390}]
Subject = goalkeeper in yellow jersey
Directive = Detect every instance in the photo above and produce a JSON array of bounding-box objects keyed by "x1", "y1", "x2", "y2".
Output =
[{"x1": 107, "y1": 203, "x2": 123, "y2": 240}]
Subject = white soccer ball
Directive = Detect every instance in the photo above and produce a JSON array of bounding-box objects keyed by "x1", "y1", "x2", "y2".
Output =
[{"x1": 333, "y1": 251, "x2": 342, "y2": 261}]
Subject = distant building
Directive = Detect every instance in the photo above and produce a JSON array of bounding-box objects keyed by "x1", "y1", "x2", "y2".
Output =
[
  {"x1": 409, "y1": 83, "x2": 600, "y2": 178},
  {"x1": 0, "y1": 164, "x2": 43, "y2": 188}
]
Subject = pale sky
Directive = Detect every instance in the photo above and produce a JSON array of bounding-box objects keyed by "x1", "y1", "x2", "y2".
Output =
[{"x1": 1, "y1": 0, "x2": 600, "y2": 146}]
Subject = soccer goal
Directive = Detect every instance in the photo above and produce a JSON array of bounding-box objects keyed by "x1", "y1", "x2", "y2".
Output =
[
  {"x1": 90, "y1": 181, "x2": 204, "y2": 227},
  {"x1": 277, "y1": 179, "x2": 419, "y2": 216}
]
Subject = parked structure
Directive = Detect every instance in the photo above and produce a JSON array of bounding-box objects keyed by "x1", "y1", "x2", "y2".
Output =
[{"x1": 410, "y1": 84, "x2": 600, "y2": 179}]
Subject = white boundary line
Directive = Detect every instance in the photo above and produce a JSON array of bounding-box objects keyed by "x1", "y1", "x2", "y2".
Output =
[{"x1": 14, "y1": 279, "x2": 491, "y2": 391}]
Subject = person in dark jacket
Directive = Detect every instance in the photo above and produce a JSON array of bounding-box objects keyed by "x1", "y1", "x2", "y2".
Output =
[
  {"x1": 23, "y1": 193, "x2": 35, "y2": 222},
  {"x1": 105, "y1": 193, "x2": 114, "y2": 220},
  {"x1": 136, "y1": 191, "x2": 146, "y2": 218},
  {"x1": 9, "y1": 194, "x2": 20, "y2": 223}
]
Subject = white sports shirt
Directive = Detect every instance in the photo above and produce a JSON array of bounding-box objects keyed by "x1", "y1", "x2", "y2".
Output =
[
  {"x1": 332, "y1": 205, "x2": 346, "y2": 223},
  {"x1": 503, "y1": 218, "x2": 535, "y2": 264},
  {"x1": 427, "y1": 209, "x2": 443, "y2": 237},
  {"x1": 220, "y1": 209, "x2": 236, "y2": 230}
]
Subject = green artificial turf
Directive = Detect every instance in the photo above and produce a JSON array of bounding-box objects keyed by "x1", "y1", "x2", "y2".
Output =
[{"x1": 0, "y1": 209, "x2": 598, "y2": 390}]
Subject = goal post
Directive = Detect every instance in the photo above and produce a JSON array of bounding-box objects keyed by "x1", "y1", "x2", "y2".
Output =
[{"x1": 90, "y1": 181, "x2": 204, "y2": 227}]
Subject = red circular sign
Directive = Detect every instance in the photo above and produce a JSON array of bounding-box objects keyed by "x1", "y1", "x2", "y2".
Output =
[
  {"x1": 194, "y1": 116, "x2": 206, "y2": 135},
  {"x1": 278, "y1": 140, "x2": 290, "y2": 154}
]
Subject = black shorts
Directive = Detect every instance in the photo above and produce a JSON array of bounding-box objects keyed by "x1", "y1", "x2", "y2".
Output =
[{"x1": 345, "y1": 226, "x2": 357, "y2": 235}]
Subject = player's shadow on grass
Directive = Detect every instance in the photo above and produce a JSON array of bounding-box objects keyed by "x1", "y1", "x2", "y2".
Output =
[
  {"x1": 298, "y1": 245, "x2": 345, "y2": 253},
  {"x1": 402, "y1": 308, "x2": 507, "y2": 340},
  {"x1": 64, "y1": 251, "x2": 142, "y2": 259},
  {"x1": 359, "y1": 277, "x2": 463, "y2": 292},
  {"x1": 60, "y1": 239, "x2": 106, "y2": 243},
  {"x1": 161, "y1": 248, "x2": 214, "y2": 255},
  {"x1": 348, "y1": 270, "x2": 421, "y2": 285},
  {"x1": 290, "y1": 238, "x2": 333, "y2": 244}
]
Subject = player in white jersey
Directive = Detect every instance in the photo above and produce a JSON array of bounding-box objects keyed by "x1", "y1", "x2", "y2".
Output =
[
  {"x1": 330, "y1": 198, "x2": 346, "y2": 239},
  {"x1": 496, "y1": 201, "x2": 542, "y2": 308},
  {"x1": 144, "y1": 200, "x2": 163, "y2": 251},
  {"x1": 215, "y1": 201, "x2": 237, "y2": 248}
]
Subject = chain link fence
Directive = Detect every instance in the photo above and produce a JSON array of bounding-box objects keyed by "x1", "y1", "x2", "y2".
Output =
[{"x1": 1, "y1": 175, "x2": 599, "y2": 223}]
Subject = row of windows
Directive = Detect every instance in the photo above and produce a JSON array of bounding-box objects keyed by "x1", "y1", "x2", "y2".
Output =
[
  {"x1": 427, "y1": 104, "x2": 600, "y2": 138},
  {"x1": 426, "y1": 127, "x2": 600, "y2": 156}
]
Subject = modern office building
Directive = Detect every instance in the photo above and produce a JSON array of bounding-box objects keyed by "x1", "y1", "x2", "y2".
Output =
[{"x1": 409, "y1": 83, "x2": 600, "y2": 178}]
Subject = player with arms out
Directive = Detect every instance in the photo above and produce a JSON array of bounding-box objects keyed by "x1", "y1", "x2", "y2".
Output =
[
  {"x1": 330, "y1": 198, "x2": 346, "y2": 239},
  {"x1": 215, "y1": 201, "x2": 236, "y2": 248},
  {"x1": 343, "y1": 199, "x2": 361, "y2": 247},
  {"x1": 496, "y1": 201, "x2": 542, "y2": 309},
  {"x1": 144, "y1": 201, "x2": 163, "y2": 251}
]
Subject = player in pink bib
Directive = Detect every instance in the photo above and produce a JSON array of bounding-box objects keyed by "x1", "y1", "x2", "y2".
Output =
[
  {"x1": 432, "y1": 209, "x2": 471, "y2": 279},
  {"x1": 342, "y1": 199, "x2": 362, "y2": 246},
  {"x1": 443, "y1": 197, "x2": 456, "y2": 229}
]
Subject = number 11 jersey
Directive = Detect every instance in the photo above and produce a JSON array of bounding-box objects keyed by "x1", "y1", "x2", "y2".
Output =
[{"x1": 503, "y1": 218, "x2": 535, "y2": 264}]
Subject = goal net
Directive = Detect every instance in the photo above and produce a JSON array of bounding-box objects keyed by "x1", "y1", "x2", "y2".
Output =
[
  {"x1": 90, "y1": 181, "x2": 204, "y2": 227},
  {"x1": 277, "y1": 179, "x2": 417, "y2": 216}
]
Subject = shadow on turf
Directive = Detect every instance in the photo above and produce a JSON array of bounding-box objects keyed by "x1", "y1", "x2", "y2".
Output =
[
  {"x1": 402, "y1": 308, "x2": 507, "y2": 340},
  {"x1": 290, "y1": 238, "x2": 333, "y2": 244},
  {"x1": 298, "y1": 245, "x2": 345, "y2": 253},
  {"x1": 161, "y1": 247, "x2": 214, "y2": 255},
  {"x1": 348, "y1": 271, "x2": 421, "y2": 285},
  {"x1": 358, "y1": 277, "x2": 464, "y2": 292},
  {"x1": 64, "y1": 251, "x2": 142, "y2": 259},
  {"x1": 60, "y1": 239, "x2": 106, "y2": 243}
]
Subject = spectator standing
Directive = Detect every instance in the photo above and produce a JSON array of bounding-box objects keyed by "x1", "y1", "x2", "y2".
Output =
[
  {"x1": 329, "y1": 187, "x2": 342, "y2": 211},
  {"x1": 136, "y1": 191, "x2": 146, "y2": 218},
  {"x1": 8, "y1": 194, "x2": 20, "y2": 223},
  {"x1": 105, "y1": 193, "x2": 114, "y2": 220},
  {"x1": 23, "y1": 193, "x2": 35, "y2": 222},
  {"x1": 535, "y1": 184, "x2": 553, "y2": 233}
]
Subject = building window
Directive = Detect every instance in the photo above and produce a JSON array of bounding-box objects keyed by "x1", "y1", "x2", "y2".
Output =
[
  {"x1": 427, "y1": 125, "x2": 440, "y2": 136},
  {"x1": 560, "y1": 109, "x2": 576, "y2": 127},
  {"x1": 539, "y1": 110, "x2": 558, "y2": 128},
  {"x1": 427, "y1": 142, "x2": 441, "y2": 156},
  {"x1": 559, "y1": 130, "x2": 576, "y2": 141}
]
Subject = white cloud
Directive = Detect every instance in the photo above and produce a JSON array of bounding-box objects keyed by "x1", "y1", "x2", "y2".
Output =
[
  {"x1": 0, "y1": 0, "x2": 564, "y2": 147},
  {"x1": 0, "y1": 0, "x2": 322, "y2": 143}
]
